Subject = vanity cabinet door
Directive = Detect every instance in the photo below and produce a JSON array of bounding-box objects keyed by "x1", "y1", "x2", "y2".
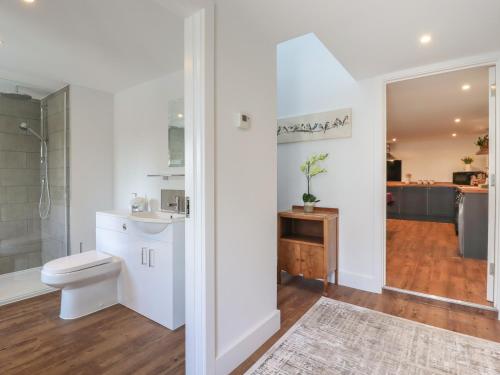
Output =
[
  {"x1": 127, "y1": 239, "x2": 177, "y2": 328},
  {"x1": 142, "y1": 240, "x2": 173, "y2": 327},
  {"x1": 119, "y1": 241, "x2": 147, "y2": 311}
]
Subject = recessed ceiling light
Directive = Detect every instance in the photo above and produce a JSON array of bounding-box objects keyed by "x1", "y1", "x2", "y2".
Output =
[
  {"x1": 462, "y1": 84, "x2": 471, "y2": 91},
  {"x1": 392, "y1": 138, "x2": 397, "y2": 142},
  {"x1": 454, "y1": 118, "x2": 461, "y2": 123},
  {"x1": 23, "y1": 0, "x2": 35, "y2": 3},
  {"x1": 177, "y1": 113, "x2": 183, "y2": 119},
  {"x1": 419, "y1": 34, "x2": 432, "y2": 45},
  {"x1": 452, "y1": 133, "x2": 457, "y2": 137}
]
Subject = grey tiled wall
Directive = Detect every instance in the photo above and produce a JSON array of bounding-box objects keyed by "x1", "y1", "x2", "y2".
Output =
[
  {"x1": 0, "y1": 95, "x2": 42, "y2": 275},
  {"x1": 41, "y1": 88, "x2": 69, "y2": 264}
]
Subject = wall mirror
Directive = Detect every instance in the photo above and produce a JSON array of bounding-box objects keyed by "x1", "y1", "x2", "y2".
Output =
[{"x1": 168, "y1": 97, "x2": 185, "y2": 167}]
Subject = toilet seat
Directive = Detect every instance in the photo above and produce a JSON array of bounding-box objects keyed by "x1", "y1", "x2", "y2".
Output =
[{"x1": 43, "y1": 250, "x2": 113, "y2": 274}]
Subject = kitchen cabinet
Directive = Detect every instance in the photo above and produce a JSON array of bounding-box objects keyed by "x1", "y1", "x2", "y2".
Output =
[
  {"x1": 460, "y1": 193, "x2": 488, "y2": 260},
  {"x1": 96, "y1": 211, "x2": 185, "y2": 330},
  {"x1": 428, "y1": 187, "x2": 456, "y2": 220},
  {"x1": 387, "y1": 186, "x2": 401, "y2": 216},
  {"x1": 400, "y1": 186, "x2": 428, "y2": 218},
  {"x1": 387, "y1": 185, "x2": 456, "y2": 222}
]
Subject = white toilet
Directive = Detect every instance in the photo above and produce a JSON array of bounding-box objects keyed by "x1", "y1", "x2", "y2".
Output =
[{"x1": 41, "y1": 250, "x2": 121, "y2": 319}]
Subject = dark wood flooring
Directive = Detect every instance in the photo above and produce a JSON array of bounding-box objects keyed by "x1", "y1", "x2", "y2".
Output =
[
  {"x1": 0, "y1": 292, "x2": 185, "y2": 375},
  {"x1": 2, "y1": 277, "x2": 500, "y2": 375},
  {"x1": 386, "y1": 219, "x2": 491, "y2": 306},
  {"x1": 232, "y1": 275, "x2": 500, "y2": 374}
]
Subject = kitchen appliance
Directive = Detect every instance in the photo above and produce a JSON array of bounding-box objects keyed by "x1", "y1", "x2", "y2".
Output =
[
  {"x1": 387, "y1": 160, "x2": 402, "y2": 181},
  {"x1": 452, "y1": 171, "x2": 478, "y2": 185}
]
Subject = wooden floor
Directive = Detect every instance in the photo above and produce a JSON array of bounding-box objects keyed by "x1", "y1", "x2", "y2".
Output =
[
  {"x1": 0, "y1": 292, "x2": 185, "y2": 375},
  {"x1": 233, "y1": 276, "x2": 500, "y2": 374},
  {"x1": 386, "y1": 219, "x2": 491, "y2": 306},
  {"x1": 2, "y1": 278, "x2": 499, "y2": 375}
]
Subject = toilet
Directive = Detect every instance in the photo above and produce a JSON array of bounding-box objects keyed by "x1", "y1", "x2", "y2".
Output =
[{"x1": 41, "y1": 250, "x2": 121, "y2": 319}]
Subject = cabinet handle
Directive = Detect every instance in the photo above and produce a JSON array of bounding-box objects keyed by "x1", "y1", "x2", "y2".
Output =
[
  {"x1": 141, "y1": 248, "x2": 147, "y2": 265},
  {"x1": 149, "y1": 249, "x2": 155, "y2": 268},
  {"x1": 122, "y1": 223, "x2": 127, "y2": 231}
]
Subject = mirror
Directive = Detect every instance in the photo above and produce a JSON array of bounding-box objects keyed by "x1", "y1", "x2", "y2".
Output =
[{"x1": 168, "y1": 98, "x2": 185, "y2": 167}]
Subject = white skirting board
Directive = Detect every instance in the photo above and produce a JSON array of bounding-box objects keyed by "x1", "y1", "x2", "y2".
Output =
[
  {"x1": 337, "y1": 270, "x2": 382, "y2": 294},
  {"x1": 215, "y1": 309, "x2": 280, "y2": 375}
]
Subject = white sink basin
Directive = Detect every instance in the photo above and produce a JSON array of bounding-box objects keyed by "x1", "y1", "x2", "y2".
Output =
[{"x1": 129, "y1": 211, "x2": 185, "y2": 234}]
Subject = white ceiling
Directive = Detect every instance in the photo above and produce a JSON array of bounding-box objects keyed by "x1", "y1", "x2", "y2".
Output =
[
  {"x1": 387, "y1": 66, "x2": 490, "y2": 141},
  {"x1": 0, "y1": 0, "x2": 499, "y2": 93},
  {"x1": 0, "y1": 0, "x2": 185, "y2": 93},
  {"x1": 229, "y1": 0, "x2": 500, "y2": 79}
]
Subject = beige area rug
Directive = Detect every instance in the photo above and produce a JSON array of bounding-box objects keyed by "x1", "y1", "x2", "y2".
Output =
[{"x1": 246, "y1": 297, "x2": 500, "y2": 374}]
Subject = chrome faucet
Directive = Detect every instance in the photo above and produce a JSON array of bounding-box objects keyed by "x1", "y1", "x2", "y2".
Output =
[{"x1": 161, "y1": 189, "x2": 185, "y2": 214}]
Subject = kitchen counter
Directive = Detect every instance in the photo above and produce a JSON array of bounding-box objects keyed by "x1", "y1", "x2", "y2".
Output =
[
  {"x1": 457, "y1": 186, "x2": 488, "y2": 194},
  {"x1": 387, "y1": 182, "x2": 487, "y2": 194}
]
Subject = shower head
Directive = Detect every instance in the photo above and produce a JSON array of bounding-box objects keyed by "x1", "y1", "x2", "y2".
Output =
[{"x1": 19, "y1": 122, "x2": 45, "y2": 142}]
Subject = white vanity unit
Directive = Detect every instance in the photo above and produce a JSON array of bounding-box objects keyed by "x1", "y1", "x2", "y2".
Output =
[{"x1": 96, "y1": 211, "x2": 185, "y2": 330}]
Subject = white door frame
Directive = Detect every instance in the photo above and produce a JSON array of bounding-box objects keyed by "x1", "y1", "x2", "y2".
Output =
[
  {"x1": 184, "y1": 5, "x2": 216, "y2": 374},
  {"x1": 380, "y1": 54, "x2": 500, "y2": 312},
  {"x1": 487, "y1": 66, "x2": 496, "y2": 302}
]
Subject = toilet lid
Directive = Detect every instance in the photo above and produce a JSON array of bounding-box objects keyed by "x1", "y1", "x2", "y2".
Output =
[{"x1": 43, "y1": 250, "x2": 113, "y2": 274}]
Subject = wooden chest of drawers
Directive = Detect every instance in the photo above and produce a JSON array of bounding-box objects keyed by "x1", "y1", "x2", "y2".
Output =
[{"x1": 278, "y1": 206, "x2": 338, "y2": 294}]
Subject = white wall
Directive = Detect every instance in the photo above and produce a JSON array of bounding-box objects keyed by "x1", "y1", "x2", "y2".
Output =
[
  {"x1": 277, "y1": 34, "x2": 383, "y2": 291},
  {"x1": 113, "y1": 71, "x2": 184, "y2": 211},
  {"x1": 391, "y1": 135, "x2": 487, "y2": 182},
  {"x1": 214, "y1": 3, "x2": 280, "y2": 373},
  {"x1": 70, "y1": 85, "x2": 114, "y2": 254},
  {"x1": 212, "y1": 2, "x2": 499, "y2": 372}
]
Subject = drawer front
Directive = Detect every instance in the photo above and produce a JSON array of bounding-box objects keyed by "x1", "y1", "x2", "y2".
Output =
[
  {"x1": 300, "y1": 244, "x2": 324, "y2": 279},
  {"x1": 96, "y1": 213, "x2": 129, "y2": 234},
  {"x1": 278, "y1": 241, "x2": 301, "y2": 275}
]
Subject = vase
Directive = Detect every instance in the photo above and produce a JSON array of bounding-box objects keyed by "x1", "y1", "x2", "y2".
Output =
[
  {"x1": 304, "y1": 202, "x2": 315, "y2": 213},
  {"x1": 464, "y1": 164, "x2": 471, "y2": 171}
]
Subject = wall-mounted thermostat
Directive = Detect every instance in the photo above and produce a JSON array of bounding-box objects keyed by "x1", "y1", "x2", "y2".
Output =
[{"x1": 236, "y1": 113, "x2": 251, "y2": 129}]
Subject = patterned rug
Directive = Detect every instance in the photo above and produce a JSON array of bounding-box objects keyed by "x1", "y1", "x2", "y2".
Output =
[{"x1": 246, "y1": 297, "x2": 500, "y2": 374}]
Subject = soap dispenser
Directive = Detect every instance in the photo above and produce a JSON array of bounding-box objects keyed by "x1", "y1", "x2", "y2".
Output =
[{"x1": 130, "y1": 193, "x2": 146, "y2": 213}]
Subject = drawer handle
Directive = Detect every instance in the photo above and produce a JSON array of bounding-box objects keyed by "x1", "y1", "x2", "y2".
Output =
[
  {"x1": 148, "y1": 249, "x2": 154, "y2": 268},
  {"x1": 141, "y1": 248, "x2": 147, "y2": 265}
]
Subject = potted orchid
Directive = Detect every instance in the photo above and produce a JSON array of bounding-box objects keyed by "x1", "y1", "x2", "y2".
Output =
[{"x1": 300, "y1": 153, "x2": 328, "y2": 213}]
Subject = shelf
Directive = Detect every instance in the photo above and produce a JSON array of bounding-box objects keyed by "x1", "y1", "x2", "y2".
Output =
[
  {"x1": 280, "y1": 234, "x2": 323, "y2": 246},
  {"x1": 147, "y1": 173, "x2": 185, "y2": 179}
]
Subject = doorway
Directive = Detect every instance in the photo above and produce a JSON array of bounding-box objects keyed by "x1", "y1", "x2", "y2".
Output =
[{"x1": 384, "y1": 65, "x2": 496, "y2": 308}]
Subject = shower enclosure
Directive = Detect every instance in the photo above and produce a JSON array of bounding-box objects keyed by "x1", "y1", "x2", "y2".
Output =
[{"x1": 0, "y1": 85, "x2": 69, "y2": 304}]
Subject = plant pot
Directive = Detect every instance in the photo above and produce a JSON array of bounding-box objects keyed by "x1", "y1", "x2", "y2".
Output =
[
  {"x1": 464, "y1": 164, "x2": 472, "y2": 172},
  {"x1": 304, "y1": 202, "x2": 315, "y2": 213}
]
